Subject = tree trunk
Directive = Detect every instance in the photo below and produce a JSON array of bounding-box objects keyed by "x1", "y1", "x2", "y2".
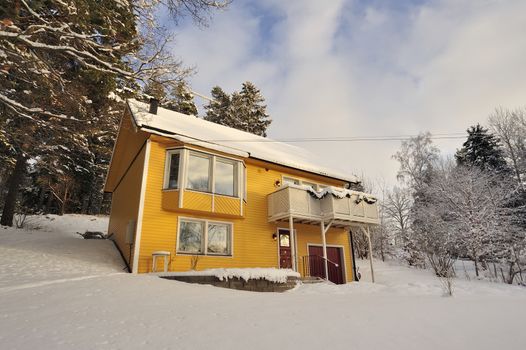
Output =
[
  {"x1": 81, "y1": 194, "x2": 90, "y2": 214},
  {"x1": 59, "y1": 201, "x2": 65, "y2": 216},
  {"x1": 474, "y1": 258, "x2": 479, "y2": 277},
  {"x1": 0, "y1": 153, "x2": 27, "y2": 226},
  {"x1": 37, "y1": 188, "x2": 46, "y2": 212},
  {"x1": 45, "y1": 191, "x2": 54, "y2": 213}
]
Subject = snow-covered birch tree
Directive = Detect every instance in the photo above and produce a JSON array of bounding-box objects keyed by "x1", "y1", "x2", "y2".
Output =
[
  {"x1": 383, "y1": 186, "x2": 412, "y2": 246},
  {"x1": 489, "y1": 107, "x2": 526, "y2": 189},
  {"x1": 392, "y1": 132, "x2": 440, "y2": 266}
]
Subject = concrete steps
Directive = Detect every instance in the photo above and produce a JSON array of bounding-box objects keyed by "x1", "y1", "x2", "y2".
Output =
[{"x1": 300, "y1": 276, "x2": 325, "y2": 284}]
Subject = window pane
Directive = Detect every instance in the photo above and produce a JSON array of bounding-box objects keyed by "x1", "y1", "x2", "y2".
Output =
[
  {"x1": 302, "y1": 181, "x2": 316, "y2": 190},
  {"x1": 207, "y1": 223, "x2": 231, "y2": 255},
  {"x1": 279, "y1": 233, "x2": 290, "y2": 247},
  {"x1": 178, "y1": 221, "x2": 204, "y2": 253},
  {"x1": 215, "y1": 159, "x2": 236, "y2": 196},
  {"x1": 283, "y1": 177, "x2": 299, "y2": 186},
  {"x1": 167, "y1": 153, "x2": 180, "y2": 189},
  {"x1": 187, "y1": 154, "x2": 210, "y2": 191}
]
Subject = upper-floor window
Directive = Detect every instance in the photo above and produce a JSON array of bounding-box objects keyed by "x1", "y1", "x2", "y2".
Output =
[
  {"x1": 165, "y1": 148, "x2": 241, "y2": 198},
  {"x1": 167, "y1": 152, "x2": 180, "y2": 189},
  {"x1": 187, "y1": 153, "x2": 211, "y2": 192},
  {"x1": 215, "y1": 158, "x2": 237, "y2": 196},
  {"x1": 283, "y1": 177, "x2": 300, "y2": 186},
  {"x1": 165, "y1": 150, "x2": 182, "y2": 190},
  {"x1": 302, "y1": 181, "x2": 317, "y2": 190},
  {"x1": 282, "y1": 176, "x2": 330, "y2": 191}
]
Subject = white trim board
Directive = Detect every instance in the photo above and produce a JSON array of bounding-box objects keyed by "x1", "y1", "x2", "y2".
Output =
[
  {"x1": 175, "y1": 216, "x2": 235, "y2": 258},
  {"x1": 276, "y1": 227, "x2": 298, "y2": 270},
  {"x1": 132, "y1": 139, "x2": 151, "y2": 273}
]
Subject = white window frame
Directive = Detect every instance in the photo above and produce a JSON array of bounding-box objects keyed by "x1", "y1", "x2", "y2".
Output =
[
  {"x1": 163, "y1": 149, "x2": 184, "y2": 190},
  {"x1": 242, "y1": 163, "x2": 247, "y2": 202},
  {"x1": 176, "y1": 217, "x2": 234, "y2": 257},
  {"x1": 214, "y1": 157, "x2": 239, "y2": 197},
  {"x1": 281, "y1": 176, "x2": 329, "y2": 191},
  {"x1": 186, "y1": 151, "x2": 213, "y2": 193},
  {"x1": 283, "y1": 176, "x2": 300, "y2": 186},
  {"x1": 301, "y1": 181, "x2": 317, "y2": 190},
  {"x1": 163, "y1": 147, "x2": 244, "y2": 198}
]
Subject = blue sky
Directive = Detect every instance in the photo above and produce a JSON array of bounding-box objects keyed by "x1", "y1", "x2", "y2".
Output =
[{"x1": 165, "y1": 0, "x2": 526, "y2": 188}]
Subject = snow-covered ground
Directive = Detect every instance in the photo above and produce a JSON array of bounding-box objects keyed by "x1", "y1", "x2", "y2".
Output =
[{"x1": 1, "y1": 215, "x2": 526, "y2": 350}]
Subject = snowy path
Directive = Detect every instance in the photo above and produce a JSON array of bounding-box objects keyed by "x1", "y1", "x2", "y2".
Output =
[{"x1": 1, "y1": 215, "x2": 526, "y2": 350}]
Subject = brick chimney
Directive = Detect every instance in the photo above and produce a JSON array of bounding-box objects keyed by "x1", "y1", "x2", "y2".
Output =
[{"x1": 149, "y1": 98, "x2": 159, "y2": 115}]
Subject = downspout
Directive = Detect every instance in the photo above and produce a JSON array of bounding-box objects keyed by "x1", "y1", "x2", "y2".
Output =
[
  {"x1": 107, "y1": 234, "x2": 131, "y2": 273},
  {"x1": 349, "y1": 229, "x2": 358, "y2": 281}
]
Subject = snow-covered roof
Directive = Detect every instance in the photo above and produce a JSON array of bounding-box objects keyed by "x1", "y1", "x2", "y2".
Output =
[{"x1": 127, "y1": 99, "x2": 359, "y2": 183}]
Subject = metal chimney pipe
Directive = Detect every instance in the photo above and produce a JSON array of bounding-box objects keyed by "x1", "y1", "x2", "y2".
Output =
[{"x1": 149, "y1": 98, "x2": 159, "y2": 115}]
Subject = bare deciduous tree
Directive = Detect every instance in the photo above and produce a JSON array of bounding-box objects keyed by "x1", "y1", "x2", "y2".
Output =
[
  {"x1": 392, "y1": 132, "x2": 440, "y2": 190},
  {"x1": 383, "y1": 186, "x2": 412, "y2": 247},
  {"x1": 489, "y1": 107, "x2": 526, "y2": 189}
]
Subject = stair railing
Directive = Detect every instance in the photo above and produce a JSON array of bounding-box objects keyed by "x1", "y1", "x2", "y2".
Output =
[{"x1": 301, "y1": 254, "x2": 340, "y2": 282}]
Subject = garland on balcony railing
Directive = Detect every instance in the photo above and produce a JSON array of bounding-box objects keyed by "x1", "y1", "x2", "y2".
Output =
[{"x1": 294, "y1": 185, "x2": 378, "y2": 204}]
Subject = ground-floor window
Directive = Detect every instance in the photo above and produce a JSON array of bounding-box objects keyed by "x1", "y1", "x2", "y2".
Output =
[{"x1": 177, "y1": 218, "x2": 232, "y2": 256}]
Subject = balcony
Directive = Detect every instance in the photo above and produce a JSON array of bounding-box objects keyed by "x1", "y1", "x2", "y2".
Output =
[{"x1": 267, "y1": 185, "x2": 379, "y2": 227}]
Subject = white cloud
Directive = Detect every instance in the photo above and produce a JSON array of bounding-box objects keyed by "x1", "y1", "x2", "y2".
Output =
[{"x1": 172, "y1": 0, "x2": 526, "y2": 188}]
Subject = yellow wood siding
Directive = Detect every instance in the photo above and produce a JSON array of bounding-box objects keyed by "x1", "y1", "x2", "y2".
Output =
[
  {"x1": 161, "y1": 190, "x2": 179, "y2": 211},
  {"x1": 214, "y1": 195, "x2": 241, "y2": 216},
  {"x1": 107, "y1": 146, "x2": 146, "y2": 269},
  {"x1": 292, "y1": 223, "x2": 353, "y2": 283},
  {"x1": 135, "y1": 139, "x2": 355, "y2": 281},
  {"x1": 182, "y1": 190, "x2": 213, "y2": 212}
]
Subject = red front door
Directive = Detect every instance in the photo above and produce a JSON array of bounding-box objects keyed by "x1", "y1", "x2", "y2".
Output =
[
  {"x1": 308, "y1": 245, "x2": 344, "y2": 284},
  {"x1": 279, "y1": 231, "x2": 292, "y2": 269}
]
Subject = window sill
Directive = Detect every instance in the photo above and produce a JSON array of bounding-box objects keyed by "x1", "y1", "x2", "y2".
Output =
[
  {"x1": 176, "y1": 252, "x2": 233, "y2": 258},
  {"x1": 184, "y1": 188, "x2": 240, "y2": 199}
]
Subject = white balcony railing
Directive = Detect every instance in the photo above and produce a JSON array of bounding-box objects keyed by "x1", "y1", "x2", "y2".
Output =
[{"x1": 268, "y1": 185, "x2": 379, "y2": 226}]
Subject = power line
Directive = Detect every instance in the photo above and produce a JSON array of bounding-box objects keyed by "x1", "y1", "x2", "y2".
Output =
[
  {"x1": 186, "y1": 90, "x2": 467, "y2": 143},
  {"x1": 204, "y1": 133, "x2": 466, "y2": 143},
  {"x1": 190, "y1": 90, "x2": 213, "y2": 102}
]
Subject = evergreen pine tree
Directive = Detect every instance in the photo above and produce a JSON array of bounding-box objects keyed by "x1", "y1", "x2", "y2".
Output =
[
  {"x1": 165, "y1": 82, "x2": 198, "y2": 115},
  {"x1": 455, "y1": 124, "x2": 509, "y2": 172},
  {"x1": 234, "y1": 82, "x2": 271, "y2": 137},
  {"x1": 204, "y1": 82, "x2": 271, "y2": 137},
  {"x1": 204, "y1": 86, "x2": 234, "y2": 125}
]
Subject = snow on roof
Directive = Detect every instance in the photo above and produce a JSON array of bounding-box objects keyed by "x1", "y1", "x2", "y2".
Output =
[{"x1": 127, "y1": 99, "x2": 359, "y2": 183}]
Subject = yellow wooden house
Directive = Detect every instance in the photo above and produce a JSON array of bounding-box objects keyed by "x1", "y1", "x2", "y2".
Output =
[{"x1": 104, "y1": 99, "x2": 379, "y2": 284}]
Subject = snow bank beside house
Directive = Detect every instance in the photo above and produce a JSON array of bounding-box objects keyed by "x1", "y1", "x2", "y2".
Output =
[
  {"x1": 0, "y1": 215, "x2": 124, "y2": 289},
  {"x1": 159, "y1": 268, "x2": 300, "y2": 283}
]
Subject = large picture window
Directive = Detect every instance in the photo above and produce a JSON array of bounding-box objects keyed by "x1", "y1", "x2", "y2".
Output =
[
  {"x1": 177, "y1": 219, "x2": 232, "y2": 256},
  {"x1": 164, "y1": 148, "x2": 242, "y2": 198}
]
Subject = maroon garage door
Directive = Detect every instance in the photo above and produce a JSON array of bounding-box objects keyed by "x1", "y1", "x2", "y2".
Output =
[{"x1": 308, "y1": 246, "x2": 345, "y2": 284}]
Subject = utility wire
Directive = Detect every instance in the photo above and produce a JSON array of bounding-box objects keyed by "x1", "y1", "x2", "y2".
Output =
[
  {"x1": 189, "y1": 90, "x2": 467, "y2": 143},
  {"x1": 204, "y1": 133, "x2": 466, "y2": 143}
]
